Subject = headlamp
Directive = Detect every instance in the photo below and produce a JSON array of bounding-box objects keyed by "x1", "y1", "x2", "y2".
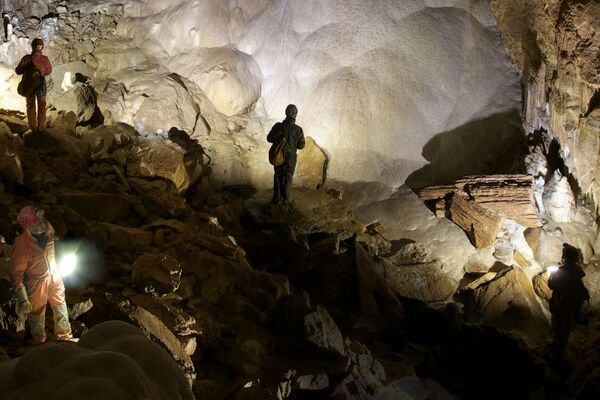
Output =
[
  {"x1": 59, "y1": 253, "x2": 77, "y2": 277},
  {"x1": 546, "y1": 266, "x2": 559, "y2": 275}
]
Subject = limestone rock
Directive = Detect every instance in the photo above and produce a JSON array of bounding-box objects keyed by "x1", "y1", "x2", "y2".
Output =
[
  {"x1": 80, "y1": 123, "x2": 137, "y2": 161},
  {"x1": 448, "y1": 194, "x2": 502, "y2": 248},
  {"x1": 245, "y1": 188, "x2": 363, "y2": 237},
  {"x1": 57, "y1": 189, "x2": 136, "y2": 224},
  {"x1": 296, "y1": 137, "x2": 327, "y2": 189},
  {"x1": 0, "y1": 113, "x2": 28, "y2": 135},
  {"x1": 90, "y1": 223, "x2": 153, "y2": 251},
  {"x1": 0, "y1": 321, "x2": 194, "y2": 399},
  {"x1": 129, "y1": 294, "x2": 199, "y2": 337},
  {"x1": 128, "y1": 178, "x2": 188, "y2": 218},
  {"x1": 108, "y1": 294, "x2": 195, "y2": 384},
  {"x1": 304, "y1": 305, "x2": 345, "y2": 356},
  {"x1": 420, "y1": 175, "x2": 541, "y2": 228},
  {"x1": 66, "y1": 293, "x2": 94, "y2": 320},
  {"x1": 455, "y1": 175, "x2": 541, "y2": 228},
  {"x1": 490, "y1": 1, "x2": 600, "y2": 211},
  {"x1": 583, "y1": 261, "x2": 600, "y2": 311},
  {"x1": 131, "y1": 136, "x2": 203, "y2": 194},
  {"x1": 195, "y1": 233, "x2": 244, "y2": 260},
  {"x1": 131, "y1": 253, "x2": 182, "y2": 295},
  {"x1": 355, "y1": 242, "x2": 404, "y2": 318},
  {"x1": 50, "y1": 82, "x2": 98, "y2": 123},
  {"x1": 533, "y1": 272, "x2": 552, "y2": 309},
  {"x1": 0, "y1": 122, "x2": 23, "y2": 185},
  {"x1": 0, "y1": 280, "x2": 26, "y2": 340},
  {"x1": 277, "y1": 369, "x2": 329, "y2": 400},
  {"x1": 466, "y1": 267, "x2": 549, "y2": 344},
  {"x1": 543, "y1": 173, "x2": 575, "y2": 223},
  {"x1": 378, "y1": 260, "x2": 457, "y2": 303},
  {"x1": 355, "y1": 186, "x2": 474, "y2": 284},
  {"x1": 386, "y1": 242, "x2": 430, "y2": 265}
]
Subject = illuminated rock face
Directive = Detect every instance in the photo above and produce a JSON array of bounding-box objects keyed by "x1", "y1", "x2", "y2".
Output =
[
  {"x1": 490, "y1": 0, "x2": 600, "y2": 210},
  {"x1": 0, "y1": 0, "x2": 522, "y2": 190}
]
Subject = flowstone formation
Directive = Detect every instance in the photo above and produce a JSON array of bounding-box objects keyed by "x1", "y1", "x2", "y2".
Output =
[{"x1": 0, "y1": 0, "x2": 522, "y2": 192}]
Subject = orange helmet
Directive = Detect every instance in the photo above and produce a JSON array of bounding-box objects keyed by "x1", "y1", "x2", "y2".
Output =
[{"x1": 17, "y1": 206, "x2": 41, "y2": 229}]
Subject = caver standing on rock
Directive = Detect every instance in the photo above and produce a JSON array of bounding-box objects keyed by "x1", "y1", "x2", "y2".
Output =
[
  {"x1": 15, "y1": 37, "x2": 52, "y2": 134},
  {"x1": 267, "y1": 104, "x2": 305, "y2": 205},
  {"x1": 9, "y1": 206, "x2": 72, "y2": 344},
  {"x1": 548, "y1": 243, "x2": 590, "y2": 353}
]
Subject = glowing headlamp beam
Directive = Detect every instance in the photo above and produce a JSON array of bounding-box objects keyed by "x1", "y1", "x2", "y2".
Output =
[
  {"x1": 546, "y1": 266, "x2": 559, "y2": 275},
  {"x1": 59, "y1": 253, "x2": 77, "y2": 277}
]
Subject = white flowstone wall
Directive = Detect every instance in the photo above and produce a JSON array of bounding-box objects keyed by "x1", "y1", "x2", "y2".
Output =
[{"x1": 0, "y1": 0, "x2": 522, "y2": 190}]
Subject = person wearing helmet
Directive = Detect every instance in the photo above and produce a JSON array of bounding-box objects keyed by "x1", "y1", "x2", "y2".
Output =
[
  {"x1": 15, "y1": 37, "x2": 52, "y2": 134},
  {"x1": 267, "y1": 104, "x2": 306, "y2": 205},
  {"x1": 9, "y1": 206, "x2": 72, "y2": 344},
  {"x1": 548, "y1": 243, "x2": 590, "y2": 353}
]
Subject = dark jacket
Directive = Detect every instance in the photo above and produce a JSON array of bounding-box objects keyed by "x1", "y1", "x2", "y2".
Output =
[
  {"x1": 267, "y1": 117, "x2": 305, "y2": 166},
  {"x1": 548, "y1": 262, "x2": 589, "y2": 314}
]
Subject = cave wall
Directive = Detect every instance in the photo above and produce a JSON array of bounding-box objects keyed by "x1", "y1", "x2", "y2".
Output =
[
  {"x1": 490, "y1": 0, "x2": 600, "y2": 211},
  {"x1": 0, "y1": 0, "x2": 524, "y2": 190}
]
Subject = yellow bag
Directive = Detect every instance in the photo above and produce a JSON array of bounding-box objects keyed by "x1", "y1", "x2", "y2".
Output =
[{"x1": 269, "y1": 137, "x2": 286, "y2": 166}]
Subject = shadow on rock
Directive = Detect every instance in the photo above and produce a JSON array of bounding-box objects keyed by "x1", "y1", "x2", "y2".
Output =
[{"x1": 406, "y1": 109, "x2": 527, "y2": 190}]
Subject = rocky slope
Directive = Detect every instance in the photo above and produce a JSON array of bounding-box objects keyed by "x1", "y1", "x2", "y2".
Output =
[{"x1": 0, "y1": 110, "x2": 598, "y2": 399}]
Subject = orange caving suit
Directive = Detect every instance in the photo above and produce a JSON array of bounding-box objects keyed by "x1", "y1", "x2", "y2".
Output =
[
  {"x1": 10, "y1": 227, "x2": 72, "y2": 343},
  {"x1": 15, "y1": 50, "x2": 52, "y2": 132}
]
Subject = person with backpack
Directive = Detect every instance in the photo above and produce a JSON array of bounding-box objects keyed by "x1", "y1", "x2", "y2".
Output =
[
  {"x1": 267, "y1": 104, "x2": 305, "y2": 205},
  {"x1": 548, "y1": 243, "x2": 590, "y2": 353},
  {"x1": 15, "y1": 37, "x2": 52, "y2": 134}
]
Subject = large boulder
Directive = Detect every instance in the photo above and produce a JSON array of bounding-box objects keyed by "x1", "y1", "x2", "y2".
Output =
[
  {"x1": 57, "y1": 189, "x2": 137, "y2": 224},
  {"x1": 0, "y1": 321, "x2": 194, "y2": 399},
  {"x1": 377, "y1": 260, "x2": 458, "y2": 303},
  {"x1": 108, "y1": 295, "x2": 195, "y2": 384},
  {"x1": 465, "y1": 266, "x2": 549, "y2": 344},
  {"x1": 89, "y1": 223, "x2": 153, "y2": 251},
  {"x1": 304, "y1": 305, "x2": 345, "y2": 356},
  {"x1": 171, "y1": 47, "x2": 262, "y2": 117},
  {"x1": 131, "y1": 253, "x2": 183, "y2": 295},
  {"x1": 296, "y1": 137, "x2": 327, "y2": 189},
  {"x1": 131, "y1": 136, "x2": 200, "y2": 194},
  {"x1": 448, "y1": 194, "x2": 502, "y2": 249},
  {"x1": 355, "y1": 186, "x2": 474, "y2": 284}
]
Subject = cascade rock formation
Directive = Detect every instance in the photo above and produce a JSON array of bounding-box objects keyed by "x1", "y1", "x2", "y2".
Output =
[{"x1": 489, "y1": 0, "x2": 600, "y2": 211}]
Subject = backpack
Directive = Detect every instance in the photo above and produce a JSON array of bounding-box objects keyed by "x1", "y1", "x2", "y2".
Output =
[
  {"x1": 17, "y1": 65, "x2": 43, "y2": 98},
  {"x1": 269, "y1": 136, "x2": 286, "y2": 166}
]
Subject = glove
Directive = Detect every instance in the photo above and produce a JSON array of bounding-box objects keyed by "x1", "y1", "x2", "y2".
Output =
[{"x1": 15, "y1": 286, "x2": 32, "y2": 316}]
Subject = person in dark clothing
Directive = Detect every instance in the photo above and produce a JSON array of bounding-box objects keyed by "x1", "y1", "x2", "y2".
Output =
[
  {"x1": 2, "y1": 13, "x2": 9, "y2": 41},
  {"x1": 267, "y1": 104, "x2": 305, "y2": 205},
  {"x1": 548, "y1": 243, "x2": 590, "y2": 353}
]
